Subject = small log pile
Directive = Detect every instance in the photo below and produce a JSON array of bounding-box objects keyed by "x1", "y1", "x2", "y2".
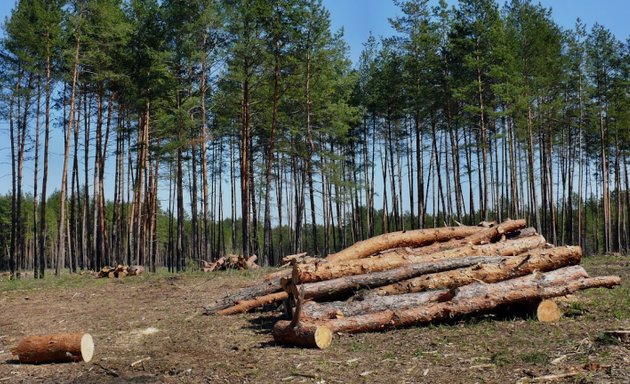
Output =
[
  {"x1": 97, "y1": 265, "x2": 144, "y2": 278},
  {"x1": 201, "y1": 255, "x2": 259, "y2": 272},
  {"x1": 204, "y1": 219, "x2": 621, "y2": 349}
]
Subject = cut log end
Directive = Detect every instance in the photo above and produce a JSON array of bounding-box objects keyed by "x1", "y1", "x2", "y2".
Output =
[
  {"x1": 272, "y1": 321, "x2": 332, "y2": 349},
  {"x1": 537, "y1": 299, "x2": 561, "y2": 322},
  {"x1": 80, "y1": 333, "x2": 95, "y2": 362}
]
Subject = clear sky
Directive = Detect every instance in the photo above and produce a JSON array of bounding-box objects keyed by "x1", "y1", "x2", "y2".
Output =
[{"x1": 0, "y1": 0, "x2": 628, "y2": 198}]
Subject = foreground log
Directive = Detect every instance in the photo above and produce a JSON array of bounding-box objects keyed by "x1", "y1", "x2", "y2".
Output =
[
  {"x1": 329, "y1": 266, "x2": 617, "y2": 334},
  {"x1": 324, "y1": 226, "x2": 483, "y2": 263},
  {"x1": 294, "y1": 235, "x2": 547, "y2": 284},
  {"x1": 292, "y1": 256, "x2": 505, "y2": 301},
  {"x1": 370, "y1": 246, "x2": 581, "y2": 296},
  {"x1": 12, "y1": 333, "x2": 94, "y2": 364}
]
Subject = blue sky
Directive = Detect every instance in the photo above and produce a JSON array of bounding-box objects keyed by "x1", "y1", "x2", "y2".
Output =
[{"x1": 0, "y1": 0, "x2": 628, "y2": 199}]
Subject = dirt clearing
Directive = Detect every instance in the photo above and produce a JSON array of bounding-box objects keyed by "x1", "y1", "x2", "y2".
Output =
[{"x1": 1, "y1": 256, "x2": 628, "y2": 383}]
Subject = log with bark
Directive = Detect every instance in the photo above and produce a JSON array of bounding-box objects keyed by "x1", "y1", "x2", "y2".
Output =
[
  {"x1": 404, "y1": 219, "x2": 527, "y2": 256},
  {"x1": 12, "y1": 333, "x2": 94, "y2": 364},
  {"x1": 290, "y1": 255, "x2": 506, "y2": 301},
  {"x1": 293, "y1": 235, "x2": 547, "y2": 284},
  {"x1": 273, "y1": 266, "x2": 620, "y2": 345},
  {"x1": 369, "y1": 246, "x2": 582, "y2": 296},
  {"x1": 204, "y1": 279, "x2": 283, "y2": 314},
  {"x1": 271, "y1": 287, "x2": 332, "y2": 349},
  {"x1": 324, "y1": 225, "x2": 484, "y2": 263}
]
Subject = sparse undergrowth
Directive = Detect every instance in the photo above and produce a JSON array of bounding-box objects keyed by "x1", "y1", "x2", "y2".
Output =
[{"x1": 0, "y1": 257, "x2": 628, "y2": 383}]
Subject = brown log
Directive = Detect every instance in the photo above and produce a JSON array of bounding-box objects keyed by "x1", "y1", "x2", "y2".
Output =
[
  {"x1": 294, "y1": 235, "x2": 547, "y2": 284},
  {"x1": 301, "y1": 290, "x2": 451, "y2": 319},
  {"x1": 272, "y1": 284, "x2": 333, "y2": 349},
  {"x1": 293, "y1": 256, "x2": 505, "y2": 301},
  {"x1": 324, "y1": 225, "x2": 483, "y2": 263},
  {"x1": 204, "y1": 279, "x2": 282, "y2": 314},
  {"x1": 217, "y1": 291, "x2": 288, "y2": 315},
  {"x1": 272, "y1": 321, "x2": 332, "y2": 349},
  {"x1": 12, "y1": 333, "x2": 94, "y2": 364},
  {"x1": 320, "y1": 266, "x2": 618, "y2": 334},
  {"x1": 408, "y1": 219, "x2": 527, "y2": 256},
  {"x1": 537, "y1": 299, "x2": 561, "y2": 322},
  {"x1": 273, "y1": 267, "x2": 620, "y2": 345},
  {"x1": 371, "y1": 246, "x2": 581, "y2": 296}
]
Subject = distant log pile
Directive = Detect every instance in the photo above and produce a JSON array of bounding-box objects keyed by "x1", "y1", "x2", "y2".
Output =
[
  {"x1": 201, "y1": 255, "x2": 259, "y2": 272},
  {"x1": 97, "y1": 265, "x2": 144, "y2": 278},
  {"x1": 204, "y1": 219, "x2": 621, "y2": 349}
]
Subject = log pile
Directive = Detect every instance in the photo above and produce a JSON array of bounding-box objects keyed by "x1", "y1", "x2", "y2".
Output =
[
  {"x1": 204, "y1": 219, "x2": 621, "y2": 349},
  {"x1": 201, "y1": 255, "x2": 259, "y2": 272},
  {"x1": 97, "y1": 265, "x2": 144, "y2": 278}
]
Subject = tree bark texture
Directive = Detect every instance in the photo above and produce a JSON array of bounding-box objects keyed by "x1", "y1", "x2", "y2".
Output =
[
  {"x1": 370, "y1": 246, "x2": 581, "y2": 296},
  {"x1": 294, "y1": 235, "x2": 547, "y2": 284},
  {"x1": 324, "y1": 226, "x2": 483, "y2": 263},
  {"x1": 275, "y1": 266, "x2": 619, "y2": 341}
]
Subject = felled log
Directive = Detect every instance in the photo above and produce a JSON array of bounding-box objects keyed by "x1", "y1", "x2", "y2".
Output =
[
  {"x1": 216, "y1": 291, "x2": 288, "y2": 315},
  {"x1": 324, "y1": 225, "x2": 483, "y2": 263},
  {"x1": 204, "y1": 279, "x2": 283, "y2": 314},
  {"x1": 12, "y1": 333, "x2": 94, "y2": 364},
  {"x1": 407, "y1": 219, "x2": 527, "y2": 256},
  {"x1": 290, "y1": 256, "x2": 505, "y2": 301},
  {"x1": 272, "y1": 321, "x2": 333, "y2": 349},
  {"x1": 271, "y1": 289, "x2": 332, "y2": 349},
  {"x1": 273, "y1": 267, "x2": 619, "y2": 346},
  {"x1": 370, "y1": 246, "x2": 581, "y2": 296},
  {"x1": 293, "y1": 235, "x2": 547, "y2": 284},
  {"x1": 301, "y1": 290, "x2": 451, "y2": 319},
  {"x1": 277, "y1": 266, "x2": 619, "y2": 338}
]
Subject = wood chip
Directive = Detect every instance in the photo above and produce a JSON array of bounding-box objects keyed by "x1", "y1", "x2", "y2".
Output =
[{"x1": 130, "y1": 357, "x2": 151, "y2": 367}]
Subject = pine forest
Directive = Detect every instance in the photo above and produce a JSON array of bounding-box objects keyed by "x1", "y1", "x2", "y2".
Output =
[{"x1": 0, "y1": 0, "x2": 628, "y2": 278}]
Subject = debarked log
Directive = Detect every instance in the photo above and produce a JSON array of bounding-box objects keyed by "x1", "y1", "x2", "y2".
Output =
[
  {"x1": 370, "y1": 246, "x2": 582, "y2": 296},
  {"x1": 294, "y1": 235, "x2": 547, "y2": 284}
]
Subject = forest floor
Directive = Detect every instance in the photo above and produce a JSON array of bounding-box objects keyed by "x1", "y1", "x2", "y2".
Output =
[{"x1": 0, "y1": 256, "x2": 629, "y2": 384}]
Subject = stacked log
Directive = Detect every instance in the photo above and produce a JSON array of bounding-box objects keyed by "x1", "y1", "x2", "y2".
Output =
[{"x1": 203, "y1": 219, "x2": 621, "y2": 349}]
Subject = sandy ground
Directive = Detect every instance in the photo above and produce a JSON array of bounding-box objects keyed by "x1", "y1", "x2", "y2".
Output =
[{"x1": 0, "y1": 257, "x2": 629, "y2": 383}]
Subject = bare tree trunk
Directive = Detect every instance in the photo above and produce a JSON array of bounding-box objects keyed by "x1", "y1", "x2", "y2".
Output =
[{"x1": 57, "y1": 34, "x2": 81, "y2": 276}]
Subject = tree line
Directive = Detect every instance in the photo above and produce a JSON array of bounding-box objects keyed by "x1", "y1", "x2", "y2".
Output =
[{"x1": 0, "y1": 0, "x2": 628, "y2": 278}]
